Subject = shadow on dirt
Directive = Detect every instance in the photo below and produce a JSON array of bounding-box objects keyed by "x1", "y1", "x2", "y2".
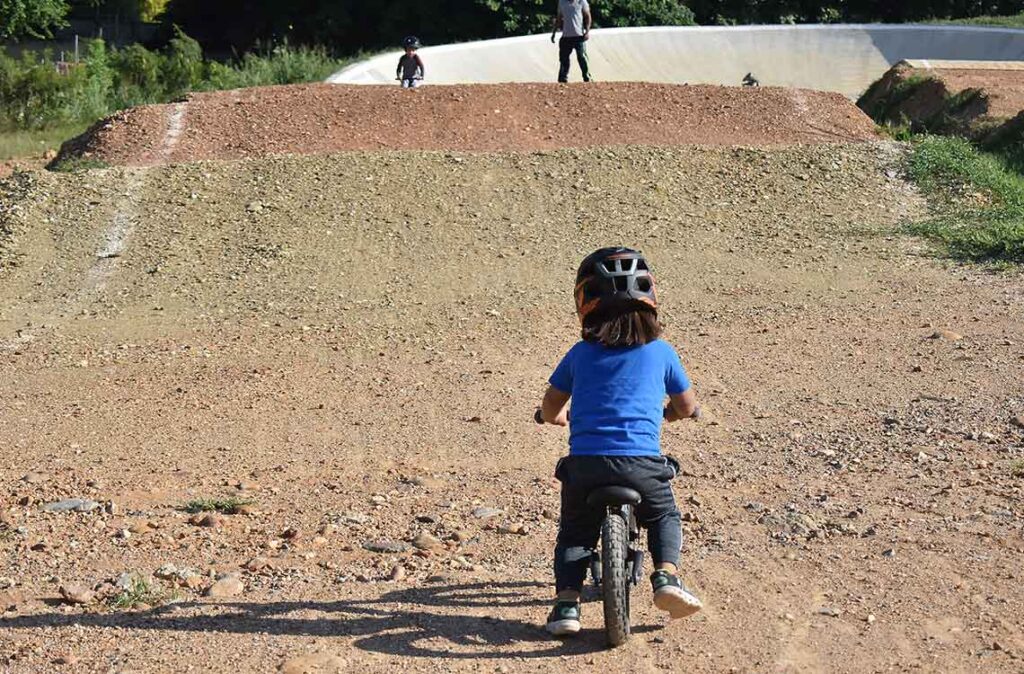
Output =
[{"x1": 1, "y1": 581, "x2": 617, "y2": 659}]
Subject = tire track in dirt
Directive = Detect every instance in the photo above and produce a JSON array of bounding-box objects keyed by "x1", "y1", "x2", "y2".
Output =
[
  {"x1": 81, "y1": 103, "x2": 184, "y2": 294},
  {"x1": 1, "y1": 103, "x2": 187, "y2": 349}
]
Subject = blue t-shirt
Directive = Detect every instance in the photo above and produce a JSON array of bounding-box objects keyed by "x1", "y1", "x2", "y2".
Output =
[{"x1": 549, "y1": 339, "x2": 690, "y2": 456}]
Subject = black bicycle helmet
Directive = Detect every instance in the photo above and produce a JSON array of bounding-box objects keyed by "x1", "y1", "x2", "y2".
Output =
[
  {"x1": 574, "y1": 247, "x2": 657, "y2": 323},
  {"x1": 402, "y1": 35, "x2": 421, "y2": 49}
]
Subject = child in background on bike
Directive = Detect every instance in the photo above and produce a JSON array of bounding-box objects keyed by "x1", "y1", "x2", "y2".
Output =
[
  {"x1": 396, "y1": 35, "x2": 425, "y2": 88},
  {"x1": 539, "y1": 247, "x2": 703, "y2": 636}
]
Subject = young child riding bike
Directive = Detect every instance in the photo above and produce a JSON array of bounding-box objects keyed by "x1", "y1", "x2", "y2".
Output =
[
  {"x1": 396, "y1": 35, "x2": 425, "y2": 88},
  {"x1": 539, "y1": 247, "x2": 704, "y2": 636}
]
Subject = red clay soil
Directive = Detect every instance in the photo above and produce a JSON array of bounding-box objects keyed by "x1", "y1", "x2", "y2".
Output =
[
  {"x1": 55, "y1": 82, "x2": 879, "y2": 167},
  {"x1": 927, "y1": 68, "x2": 1024, "y2": 119}
]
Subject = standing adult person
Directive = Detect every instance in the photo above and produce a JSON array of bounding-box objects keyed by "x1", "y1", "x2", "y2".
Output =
[{"x1": 551, "y1": 0, "x2": 593, "y2": 83}]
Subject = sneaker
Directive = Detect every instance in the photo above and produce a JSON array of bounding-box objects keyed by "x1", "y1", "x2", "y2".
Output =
[
  {"x1": 651, "y1": 570, "x2": 703, "y2": 619},
  {"x1": 545, "y1": 600, "x2": 582, "y2": 636}
]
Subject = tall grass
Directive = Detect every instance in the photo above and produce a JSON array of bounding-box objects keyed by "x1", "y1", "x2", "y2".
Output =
[{"x1": 907, "y1": 136, "x2": 1024, "y2": 265}]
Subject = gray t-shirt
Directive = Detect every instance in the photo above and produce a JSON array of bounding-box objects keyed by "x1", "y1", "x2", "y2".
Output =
[{"x1": 558, "y1": 0, "x2": 589, "y2": 38}]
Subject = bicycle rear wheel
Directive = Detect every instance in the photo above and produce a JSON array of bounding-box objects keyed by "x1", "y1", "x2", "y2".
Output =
[{"x1": 601, "y1": 512, "x2": 630, "y2": 647}]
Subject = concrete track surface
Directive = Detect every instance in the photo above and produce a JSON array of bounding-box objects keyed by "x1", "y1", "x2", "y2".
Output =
[{"x1": 329, "y1": 24, "x2": 1024, "y2": 97}]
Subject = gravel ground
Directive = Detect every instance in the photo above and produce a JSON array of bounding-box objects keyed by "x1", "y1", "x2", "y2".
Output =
[
  {"x1": 0, "y1": 143, "x2": 1022, "y2": 673},
  {"x1": 53, "y1": 82, "x2": 880, "y2": 168}
]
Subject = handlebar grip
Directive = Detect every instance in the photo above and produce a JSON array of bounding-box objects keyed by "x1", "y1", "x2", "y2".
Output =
[
  {"x1": 664, "y1": 404, "x2": 702, "y2": 420},
  {"x1": 534, "y1": 408, "x2": 545, "y2": 425}
]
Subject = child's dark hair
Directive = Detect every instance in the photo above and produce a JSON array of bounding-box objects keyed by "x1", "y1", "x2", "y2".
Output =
[{"x1": 582, "y1": 306, "x2": 663, "y2": 347}]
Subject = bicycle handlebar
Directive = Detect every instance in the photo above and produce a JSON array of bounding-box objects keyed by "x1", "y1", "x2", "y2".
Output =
[{"x1": 537, "y1": 405, "x2": 700, "y2": 424}]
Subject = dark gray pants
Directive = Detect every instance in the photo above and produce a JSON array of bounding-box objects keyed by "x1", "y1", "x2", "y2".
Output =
[
  {"x1": 554, "y1": 455, "x2": 682, "y2": 592},
  {"x1": 558, "y1": 36, "x2": 591, "y2": 83}
]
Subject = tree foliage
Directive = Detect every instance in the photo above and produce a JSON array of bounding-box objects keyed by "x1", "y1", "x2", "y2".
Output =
[
  {"x1": 160, "y1": 0, "x2": 697, "y2": 54},
  {"x1": 0, "y1": 34, "x2": 346, "y2": 130},
  {"x1": 685, "y1": 1, "x2": 1024, "y2": 24},
  {"x1": 0, "y1": 0, "x2": 69, "y2": 39},
  {"x1": 157, "y1": 0, "x2": 1024, "y2": 54}
]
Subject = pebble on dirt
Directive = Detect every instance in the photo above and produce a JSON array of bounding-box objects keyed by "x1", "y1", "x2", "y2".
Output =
[
  {"x1": 42, "y1": 499, "x2": 101, "y2": 513},
  {"x1": 59, "y1": 585, "x2": 95, "y2": 605},
  {"x1": 930, "y1": 329, "x2": 963, "y2": 341},
  {"x1": 205, "y1": 575, "x2": 244, "y2": 598},
  {"x1": 362, "y1": 540, "x2": 408, "y2": 554},
  {"x1": 412, "y1": 532, "x2": 440, "y2": 550}
]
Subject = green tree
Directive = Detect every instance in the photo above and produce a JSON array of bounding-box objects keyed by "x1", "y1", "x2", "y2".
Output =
[
  {"x1": 111, "y1": 42, "x2": 161, "y2": 105},
  {"x1": 138, "y1": 0, "x2": 168, "y2": 21},
  {"x1": 596, "y1": 0, "x2": 696, "y2": 27},
  {"x1": 160, "y1": 25, "x2": 202, "y2": 97},
  {"x1": 82, "y1": 37, "x2": 113, "y2": 118},
  {"x1": 0, "y1": 0, "x2": 69, "y2": 39}
]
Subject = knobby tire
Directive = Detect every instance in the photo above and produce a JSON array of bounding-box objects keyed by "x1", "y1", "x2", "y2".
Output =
[{"x1": 601, "y1": 512, "x2": 630, "y2": 646}]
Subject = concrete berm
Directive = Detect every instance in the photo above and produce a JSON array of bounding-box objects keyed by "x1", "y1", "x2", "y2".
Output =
[{"x1": 328, "y1": 24, "x2": 1024, "y2": 98}]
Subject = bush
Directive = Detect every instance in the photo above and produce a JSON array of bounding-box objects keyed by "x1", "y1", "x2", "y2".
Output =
[
  {"x1": 161, "y1": 27, "x2": 203, "y2": 98},
  {"x1": 0, "y1": 31, "x2": 351, "y2": 136},
  {"x1": 111, "y1": 43, "x2": 164, "y2": 106}
]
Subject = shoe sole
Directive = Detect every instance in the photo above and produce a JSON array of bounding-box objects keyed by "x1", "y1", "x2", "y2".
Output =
[
  {"x1": 654, "y1": 587, "x2": 703, "y2": 619},
  {"x1": 545, "y1": 619, "x2": 581, "y2": 636}
]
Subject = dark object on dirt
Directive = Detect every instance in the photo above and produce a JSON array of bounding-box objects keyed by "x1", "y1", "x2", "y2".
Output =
[{"x1": 743, "y1": 72, "x2": 760, "y2": 87}]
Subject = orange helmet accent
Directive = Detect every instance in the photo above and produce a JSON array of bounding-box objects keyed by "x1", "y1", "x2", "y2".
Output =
[{"x1": 574, "y1": 247, "x2": 657, "y2": 323}]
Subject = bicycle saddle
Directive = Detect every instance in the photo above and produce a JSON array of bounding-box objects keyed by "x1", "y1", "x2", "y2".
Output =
[{"x1": 587, "y1": 486, "x2": 642, "y2": 507}]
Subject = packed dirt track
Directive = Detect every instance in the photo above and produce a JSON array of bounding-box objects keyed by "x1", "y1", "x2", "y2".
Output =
[
  {"x1": 1, "y1": 82, "x2": 1023, "y2": 673},
  {"x1": 54, "y1": 82, "x2": 879, "y2": 167}
]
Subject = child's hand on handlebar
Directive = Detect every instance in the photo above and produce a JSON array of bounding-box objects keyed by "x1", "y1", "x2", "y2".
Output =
[
  {"x1": 534, "y1": 407, "x2": 569, "y2": 427},
  {"x1": 663, "y1": 402, "x2": 701, "y2": 422}
]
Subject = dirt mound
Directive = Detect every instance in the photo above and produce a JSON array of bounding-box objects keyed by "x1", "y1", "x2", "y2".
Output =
[
  {"x1": 858, "y1": 60, "x2": 1024, "y2": 146},
  {"x1": 52, "y1": 82, "x2": 879, "y2": 167},
  {"x1": 3, "y1": 144, "x2": 1024, "y2": 671}
]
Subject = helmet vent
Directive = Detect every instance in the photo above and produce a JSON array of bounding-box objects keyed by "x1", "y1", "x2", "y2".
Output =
[
  {"x1": 636, "y1": 277, "x2": 651, "y2": 292},
  {"x1": 637, "y1": 260, "x2": 648, "y2": 271},
  {"x1": 613, "y1": 276, "x2": 628, "y2": 292}
]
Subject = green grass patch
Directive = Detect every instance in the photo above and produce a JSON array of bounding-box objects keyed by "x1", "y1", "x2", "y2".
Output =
[
  {"x1": 181, "y1": 496, "x2": 253, "y2": 514},
  {"x1": 0, "y1": 124, "x2": 87, "y2": 160},
  {"x1": 108, "y1": 576, "x2": 177, "y2": 610},
  {"x1": 876, "y1": 121, "x2": 915, "y2": 141},
  {"x1": 906, "y1": 136, "x2": 1024, "y2": 265}
]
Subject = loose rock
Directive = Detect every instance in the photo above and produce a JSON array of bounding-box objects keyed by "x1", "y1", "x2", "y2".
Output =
[
  {"x1": 59, "y1": 585, "x2": 95, "y2": 605},
  {"x1": 362, "y1": 540, "x2": 408, "y2": 554},
  {"x1": 930, "y1": 329, "x2": 962, "y2": 341},
  {"x1": 412, "y1": 532, "x2": 440, "y2": 550},
  {"x1": 206, "y1": 575, "x2": 244, "y2": 598},
  {"x1": 42, "y1": 499, "x2": 101, "y2": 513}
]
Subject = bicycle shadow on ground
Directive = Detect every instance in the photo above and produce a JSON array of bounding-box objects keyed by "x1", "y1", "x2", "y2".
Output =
[{"x1": 0, "y1": 581, "x2": 618, "y2": 659}]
